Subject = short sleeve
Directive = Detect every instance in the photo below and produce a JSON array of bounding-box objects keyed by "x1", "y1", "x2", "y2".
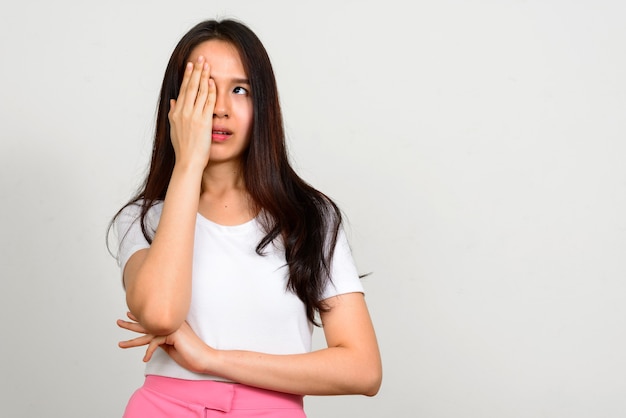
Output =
[
  {"x1": 320, "y1": 227, "x2": 365, "y2": 300},
  {"x1": 114, "y1": 201, "x2": 163, "y2": 277}
]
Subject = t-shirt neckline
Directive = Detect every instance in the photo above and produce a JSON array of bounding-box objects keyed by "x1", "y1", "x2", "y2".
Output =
[{"x1": 196, "y1": 212, "x2": 258, "y2": 233}]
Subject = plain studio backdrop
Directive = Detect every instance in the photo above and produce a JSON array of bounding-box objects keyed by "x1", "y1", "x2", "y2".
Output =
[{"x1": 1, "y1": 1, "x2": 625, "y2": 417}]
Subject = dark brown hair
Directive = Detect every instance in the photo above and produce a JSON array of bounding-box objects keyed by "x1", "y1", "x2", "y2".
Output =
[{"x1": 110, "y1": 19, "x2": 342, "y2": 325}]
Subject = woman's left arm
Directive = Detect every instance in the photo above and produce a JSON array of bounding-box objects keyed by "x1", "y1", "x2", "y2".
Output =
[
  {"x1": 118, "y1": 292, "x2": 382, "y2": 396},
  {"x1": 212, "y1": 292, "x2": 382, "y2": 396}
]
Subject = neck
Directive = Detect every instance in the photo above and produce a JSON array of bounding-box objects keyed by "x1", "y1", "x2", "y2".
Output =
[
  {"x1": 198, "y1": 159, "x2": 256, "y2": 225},
  {"x1": 201, "y1": 160, "x2": 245, "y2": 196}
]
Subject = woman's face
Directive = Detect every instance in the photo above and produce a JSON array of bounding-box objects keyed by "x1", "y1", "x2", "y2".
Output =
[{"x1": 188, "y1": 40, "x2": 253, "y2": 165}]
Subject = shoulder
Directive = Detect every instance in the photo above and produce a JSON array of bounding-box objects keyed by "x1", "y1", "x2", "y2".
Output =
[
  {"x1": 114, "y1": 200, "x2": 164, "y2": 251},
  {"x1": 114, "y1": 200, "x2": 163, "y2": 271},
  {"x1": 117, "y1": 200, "x2": 164, "y2": 228}
]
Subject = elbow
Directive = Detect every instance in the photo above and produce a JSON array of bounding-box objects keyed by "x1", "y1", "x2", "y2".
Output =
[
  {"x1": 361, "y1": 367, "x2": 383, "y2": 397},
  {"x1": 336, "y1": 347, "x2": 382, "y2": 396},
  {"x1": 358, "y1": 350, "x2": 383, "y2": 396},
  {"x1": 126, "y1": 296, "x2": 186, "y2": 335},
  {"x1": 340, "y1": 360, "x2": 381, "y2": 397},
  {"x1": 141, "y1": 316, "x2": 184, "y2": 336}
]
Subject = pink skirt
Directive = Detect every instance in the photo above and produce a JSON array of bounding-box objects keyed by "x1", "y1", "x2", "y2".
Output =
[{"x1": 123, "y1": 375, "x2": 306, "y2": 417}]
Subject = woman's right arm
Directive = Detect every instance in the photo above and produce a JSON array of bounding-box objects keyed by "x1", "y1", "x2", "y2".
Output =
[{"x1": 124, "y1": 56, "x2": 215, "y2": 336}]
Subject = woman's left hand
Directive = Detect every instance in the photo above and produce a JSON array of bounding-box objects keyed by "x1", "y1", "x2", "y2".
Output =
[{"x1": 117, "y1": 312, "x2": 214, "y2": 374}]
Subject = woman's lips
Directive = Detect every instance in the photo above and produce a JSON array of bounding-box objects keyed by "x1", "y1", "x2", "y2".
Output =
[{"x1": 211, "y1": 128, "x2": 231, "y2": 142}]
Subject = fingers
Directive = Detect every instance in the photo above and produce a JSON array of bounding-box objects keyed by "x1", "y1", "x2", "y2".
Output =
[
  {"x1": 169, "y1": 57, "x2": 208, "y2": 121},
  {"x1": 116, "y1": 318, "x2": 147, "y2": 334},
  {"x1": 202, "y1": 77, "x2": 216, "y2": 119},
  {"x1": 194, "y1": 62, "x2": 211, "y2": 114},
  {"x1": 176, "y1": 61, "x2": 193, "y2": 105},
  {"x1": 118, "y1": 334, "x2": 153, "y2": 349},
  {"x1": 180, "y1": 56, "x2": 209, "y2": 112},
  {"x1": 144, "y1": 336, "x2": 166, "y2": 362}
]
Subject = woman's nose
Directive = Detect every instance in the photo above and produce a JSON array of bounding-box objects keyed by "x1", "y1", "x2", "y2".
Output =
[{"x1": 213, "y1": 89, "x2": 229, "y2": 118}]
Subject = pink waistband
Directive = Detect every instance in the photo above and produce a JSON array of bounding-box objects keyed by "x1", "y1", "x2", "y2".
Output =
[{"x1": 143, "y1": 375, "x2": 303, "y2": 412}]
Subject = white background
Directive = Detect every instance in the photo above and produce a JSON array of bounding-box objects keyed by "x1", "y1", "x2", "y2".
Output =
[{"x1": 1, "y1": 1, "x2": 625, "y2": 417}]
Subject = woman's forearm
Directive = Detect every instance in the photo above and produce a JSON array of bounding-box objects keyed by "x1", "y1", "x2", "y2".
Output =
[
  {"x1": 209, "y1": 345, "x2": 382, "y2": 396},
  {"x1": 125, "y1": 163, "x2": 204, "y2": 335}
]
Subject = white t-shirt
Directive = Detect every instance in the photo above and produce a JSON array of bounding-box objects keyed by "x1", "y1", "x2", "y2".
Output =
[{"x1": 116, "y1": 202, "x2": 364, "y2": 381}]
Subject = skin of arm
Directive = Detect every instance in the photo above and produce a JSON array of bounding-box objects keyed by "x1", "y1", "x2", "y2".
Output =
[
  {"x1": 123, "y1": 57, "x2": 215, "y2": 336},
  {"x1": 118, "y1": 292, "x2": 382, "y2": 396}
]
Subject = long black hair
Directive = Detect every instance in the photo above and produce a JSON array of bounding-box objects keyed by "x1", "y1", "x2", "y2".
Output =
[{"x1": 109, "y1": 19, "x2": 342, "y2": 325}]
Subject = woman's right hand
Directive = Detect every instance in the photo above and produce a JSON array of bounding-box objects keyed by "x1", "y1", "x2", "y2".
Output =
[
  {"x1": 118, "y1": 312, "x2": 215, "y2": 375},
  {"x1": 168, "y1": 56, "x2": 216, "y2": 169}
]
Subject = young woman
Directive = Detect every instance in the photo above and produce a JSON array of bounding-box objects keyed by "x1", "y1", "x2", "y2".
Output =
[{"x1": 111, "y1": 19, "x2": 381, "y2": 417}]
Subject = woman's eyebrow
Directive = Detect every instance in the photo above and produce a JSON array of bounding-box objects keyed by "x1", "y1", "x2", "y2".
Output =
[
  {"x1": 231, "y1": 77, "x2": 250, "y2": 85},
  {"x1": 212, "y1": 76, "x2": 250, "y2": 85}
]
